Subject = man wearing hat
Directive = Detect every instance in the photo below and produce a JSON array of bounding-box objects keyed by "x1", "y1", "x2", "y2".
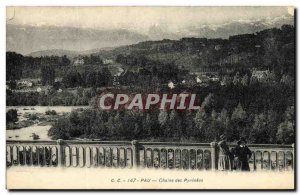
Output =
[{"x1": 232, "y1": 137, "x2": 252, "y2": 171}]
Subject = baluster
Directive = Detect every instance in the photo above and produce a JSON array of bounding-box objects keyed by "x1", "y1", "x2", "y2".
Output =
[
  {"x1": 196, "y1": 149, "x2": 203, "y2": 170},
  {"x1": 182, "y1": 149, "x2": 189, "y2": 170},
  {"x1": 210, "y1": 142, "x2": 217, "y2": 171},
  {"x1": 43, "y1": 147, "x2": 46, "y2": 167},
  {"x1": 146, "y1": 148, "x2": 152, "y2": 168},
  {"x1": 153, "y1": 149, "x2": 160, "y2": 168},
  {"x1": 139, "y1": 148, "x2": 145, "y2": 168},
  {"x1": 64, "y1": 147, "x2": 71, "y2": 167},
  {"x1": 56, "y1": 139, "x2": 64, "y2": 167},
  {"x1": 45, "y1": 146, "x2": 51, "y2": 166},
  {"x1": 161, "y1": 149, "x2": 167, "y2": 169},
  {"x1": 131, "y1": 140, "x2": 139, "y2": 168},
  {"x1": 190, "y1": 149, "x2": 196, "y2": 170},
  {"x1": 6, "y1": 146, "x2": 12, "y2": 167},
  {"x1": 25, "y1": 146, "x2": 31, "y2": 166},
  {"x1": 19, "y1": 146, "x2": 25, "y2": 166},
  {"x1": 285, "y1": 151, "x2": 293, "y2": 171},
  {"x1": 278, "y1": 151, "x2": 285, "y2": 171},
  {"x1": 123, "y1": 148, "x2": 127, "y2": 168},
  {"x1": 256, "y1": 151, "x2": 262, "y2": 171},
  {"x1": 105, "y1": 147, "x2": 112, "y2": 167},
  {"x1": 175, "y1": 149, "x2": 181, "y2": 169},
  {"x1": 251, "y1": 151, "x2": 256, "y2": 171},
  {"x1": 112, "y1": 148, "x2": 119, "y2": 168},
  {"x1": 262, "y1": 151, "x2": 270, "y2": 170},
  {"x1": 51, "y1": 147, "x2": 58, "y2": 167},
  {"x1": 92, "y1": 147, "x2": 98, "y2": 167},
  {"x1": 168, "y1": 149, "x2": 174, "y2": 169},
  {"x1": 32, "y1": 146, "x2": 38, "y2": 166},
  {"x1": 78, "y1": 147, "x2": 85, "y2": 168},
  {"x1": 126, "y1": 148, "x2": 132, "y2": 168},
  {"x1": 98, "y1": 147, "x2": 105, "y2": 167},
  {"x1": 119, "y1": 148, "x2": 125, "y2": 168},
  {"x1": 71, "y1": 147, "x2": 78, "y2": 167},
  {"x1": 38, "y1": 146, "x2": 45, "y2": 166},
  {"x1": 271, "y1": 151, "x2": 277, "y2": 170}
]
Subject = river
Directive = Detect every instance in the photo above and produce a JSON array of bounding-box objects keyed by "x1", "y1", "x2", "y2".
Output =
[{"x1": 6, "y1": 106, "x2": 89, "y2": 141}]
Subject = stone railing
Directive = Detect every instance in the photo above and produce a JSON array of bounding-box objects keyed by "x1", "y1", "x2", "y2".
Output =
[{"x1": 6, "y1": 140, "x2": 294, "y2": 171}]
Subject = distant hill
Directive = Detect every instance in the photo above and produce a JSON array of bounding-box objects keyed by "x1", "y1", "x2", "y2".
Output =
[
  {"x1": 7, "y1": 24, "x2": 149, "y2": 55},
  {"x1": 27, "y1": 47, "x2": 116, "y2": 58},
  {"x1": 95, "y1": 24, "x2": 295, "y2": 71},
  {"x1": 28, "y1": 49, "x2": 80, "y2": 58}
]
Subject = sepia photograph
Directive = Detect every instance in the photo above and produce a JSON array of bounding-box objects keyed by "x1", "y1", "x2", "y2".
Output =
[{"x1": 5, "y1": 6, "x2": 295, "y2": 190}]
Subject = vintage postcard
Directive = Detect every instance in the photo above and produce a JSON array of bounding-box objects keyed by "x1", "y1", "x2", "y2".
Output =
[{"x1": 6, "y1": 6, "x2": 295, "y2": 190}]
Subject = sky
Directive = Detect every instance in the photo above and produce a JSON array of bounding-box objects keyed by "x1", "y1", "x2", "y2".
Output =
[{"x1": 6, "y1": 6, "x2": 293, "y2": 33}]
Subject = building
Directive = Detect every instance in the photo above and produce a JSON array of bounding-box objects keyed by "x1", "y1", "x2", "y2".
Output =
[
  {"x1": 103, "y1": 59, "x2": 113, "y2": 65},
  {"x1": 17, "y1": 80, "x2": 34, "y2": 88},
  {"x1": 73, "y1": 58, "x2": 84, "y2": 66},
  {"x1": 251, "y1": 69, "x2": 270, "y2": 81}
]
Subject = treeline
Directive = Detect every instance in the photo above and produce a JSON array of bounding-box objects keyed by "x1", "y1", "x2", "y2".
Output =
[
  {"x1": 6, "y1": 52, "x2": 106, "y2": 81},
  {"x1": 7, "y1": 72, "x2": 295, "y2": 113},
  {"x1": 61, "y1": 68, "x2": 112, "y2": 88},
  {"x1": 111, "y1": 25, "x2": 294, "y2": 76},
  {"x1": 80, "y1": 55, "x2": 103, "y2": 65},
  {"x1": 44, "y1": 77, "x2": 295, "y2": 144},
  {"x1": 48, "y1": 102, "x2": 294, "y2": 144},
  {"x1": 6, "y1": 88, "x2": 97, "y2": 106},
  {"x1": 6, "y1": 52, "x2": 71, "y2": 80}
]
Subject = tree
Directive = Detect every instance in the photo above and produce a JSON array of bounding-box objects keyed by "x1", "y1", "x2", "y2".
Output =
[
  {"x1": 218, "y1": 108, "x2": 230, "y2": 136},
  {"x1": 61, "y1": 55, "x2": 71, "y2": 66},
  {"x1": 249, "y1": 113, "x2": 269, "y2": 143},
  {"x1": 6, "y1": 109, "x2": 18, "y2": 124},
  {"x1": 249, "y1": 76, "x2": 258, "y2": 85},
  {"x1": 143, "y1": 114, "x2": 153, "y2": 137},
  {"x1": 233, "y1": 72, "x2": 241, "y2": 86},
  {"x1": 241, "y1": 74, "x2": 249, "y2": 86},
  {"x1": 6, "y1": 52, "x2": 24, "y2": 81},
  {"x1": 221, "y1": 75, "x2": 232, "y2": 86},
  {"x1": 97, "y1": 68, "x2": 112, "y2": 86},
  {"x1": 183, "y1": 112, "x2": 195, "y2": 138},
  {"x1": 231, "y1": 103, "x2": 246, "y2": 121},
  {"x1": 280, "y1": 74, "x2": 294, "y2": 87},
  {"x1": 200, "y1": 93, "x2": 215, "y2": 114},
  {"x1": 85, "y1": 72, "x2": 97, "y2": 87},
  {"x1": 106, "y1": 113, "x2": 124, "y2": 137},
  {"x1": 48, "y1": 118, "x2": 71, "y2": 140},
  {"x1": 206, "y1": 109, "x2": 219, "y2": 141},
  {"x1": 276, "y1": 106, "x2": 295, "y2": 144},
  {"x1": 231, "y1": 103, "x2": 247, "y2": 141},
  {"x1": 276, "y1": 120, "x2": 294, "y2": 144},
  {"x1": 158, "y1": 110, "x2": 169, "y2": 137},
  {"x1": 158, "y1": 110, "x2": 168, "y2": 127},
  {"x1": 193, "y1": 110, "x2": 207, "y2": 139},
  {"x1": 265, "y1": 110, "x2": 279, "y2": 143},
  {"x1": 264, "y1": 71, "x2": 276, "y2": 83},
  {"x1": 7, "y1": 80, "x2": 17, "y2": 90},
  {"x1": 168, "y1": 110, "x2": 182, "y2": 138},
  {"x1": 41, "y1": 65, "x2": 55, "y2": 86}
]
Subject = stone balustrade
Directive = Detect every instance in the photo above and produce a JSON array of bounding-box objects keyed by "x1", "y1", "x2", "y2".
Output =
[{"x1": 6, "y1": 140, "x2": 294, "y2": 171}]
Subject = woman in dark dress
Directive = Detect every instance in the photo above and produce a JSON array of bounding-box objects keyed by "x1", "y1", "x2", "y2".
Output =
[{"x1": 232, "y1": 137, "x2": 252, "y2": 171}]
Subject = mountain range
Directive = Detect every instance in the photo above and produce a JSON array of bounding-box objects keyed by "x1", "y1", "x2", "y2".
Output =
[{"x1": 6, "y1": 14, "x2": 294, "y2": 57}]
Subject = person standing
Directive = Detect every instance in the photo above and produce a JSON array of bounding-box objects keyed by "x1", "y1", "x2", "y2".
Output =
[
  {"x1": 232, "y1": 137, "x2": 252, "y2": 171},
  {"x1": 218, "y1": 134, "x2": 232, "y2": 171}
]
